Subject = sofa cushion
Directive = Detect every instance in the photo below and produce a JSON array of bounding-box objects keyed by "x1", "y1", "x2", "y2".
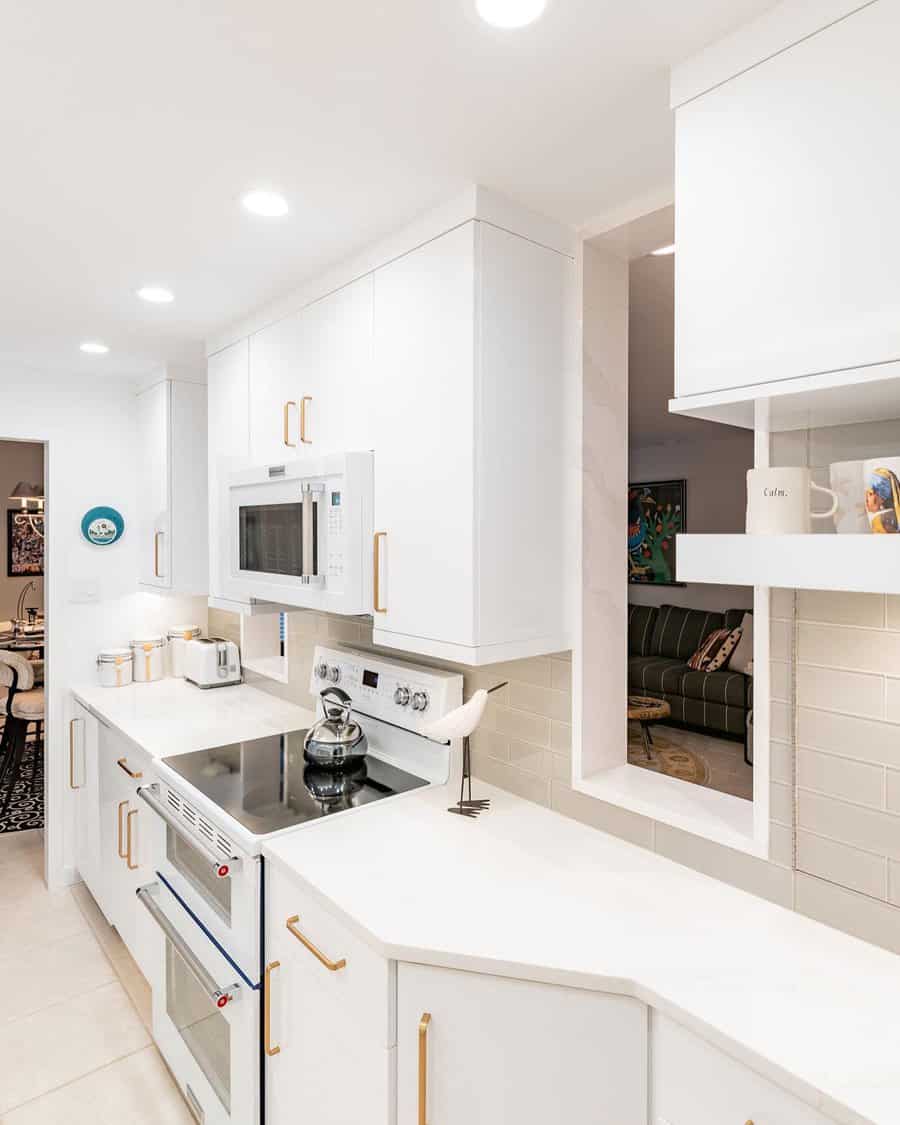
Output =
[
  {"x1": 627, "y1": 605, "x2": 658, "y2": 657},
  {"x1": 649, "y1": 605, "x2": 724, "y2": 661},
  {"x1": 680, "y1": 668, "x2": 749, "y2": 709},
  {"x1": 628, "y1": 656, "x2": 687, "y2": 698}
]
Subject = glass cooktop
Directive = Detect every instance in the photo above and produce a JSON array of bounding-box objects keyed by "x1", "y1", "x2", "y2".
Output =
[{"x1": 163, "y1": 729, "x2": 428, "y2": 836}]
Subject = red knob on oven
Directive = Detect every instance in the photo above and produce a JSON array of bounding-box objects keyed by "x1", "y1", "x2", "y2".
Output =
[
  {"x1": 217, "y1": 994, "x2": 230, "y2": 1009},
  {"x1": 217, "y1": 864, "x2": 230, "y2": 878}
]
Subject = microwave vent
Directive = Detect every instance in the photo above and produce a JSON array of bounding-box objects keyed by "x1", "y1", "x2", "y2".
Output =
[{"x1": 267, "y1": 465, "x2": 287, "y2": 478}]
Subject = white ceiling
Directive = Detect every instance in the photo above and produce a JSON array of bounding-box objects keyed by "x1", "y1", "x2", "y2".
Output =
[{"x1": 0, "y1": 0, "x2": 777, "y2": 378}]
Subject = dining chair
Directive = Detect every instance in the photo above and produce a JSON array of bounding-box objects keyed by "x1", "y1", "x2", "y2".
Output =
[{"x1": 0, "y1": 651, "x2": 45, "y2": 822}]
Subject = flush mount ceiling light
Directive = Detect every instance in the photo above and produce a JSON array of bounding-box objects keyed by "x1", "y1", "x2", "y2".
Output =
[
  {"x1": 241, "y1": 190, "x2": 289, "y2": 218},
  {"x1": 137, "y1": 285, "x2": 175, "y2": 303},
  {"x1": 80, "y1": 340, "x2": 109, "y2": 354},
  {"x1": 476, "y1": 0, "x2": 548, "y2": 28},
  {"x1": 651, "y1": 244, "x2": 676, "y2": 256}
]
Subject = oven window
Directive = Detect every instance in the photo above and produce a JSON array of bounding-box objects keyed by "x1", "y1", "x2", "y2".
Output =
[
  {"x1": 239, "y1": 503, "x2": 302, "y2": 576},
  {"x1": 167, "y1": 828, "x2": 232, "y2": 923},
  {"x1": 166, "y1": 939, "x2": 231, "y2": 1113}
]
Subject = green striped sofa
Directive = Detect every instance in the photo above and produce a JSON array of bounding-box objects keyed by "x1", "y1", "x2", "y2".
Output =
[{"x1": 628, "y1": 604, "x2": 751, "y2": 739}]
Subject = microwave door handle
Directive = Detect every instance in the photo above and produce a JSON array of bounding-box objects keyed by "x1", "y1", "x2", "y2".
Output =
[
  {"x1": 300, "y1": 483, "x2": 323, "y2": 580},
  {"x1": 137, "y1": 784, "x2": 240, "y2": 877},
  {"x1": 137, "y1": 883, "x2": 240, "y2": 1009}
]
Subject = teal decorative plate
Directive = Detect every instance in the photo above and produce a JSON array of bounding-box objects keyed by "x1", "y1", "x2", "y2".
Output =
[{"x1": 81, "y1": 506, "x2": 125, "y2": 546}]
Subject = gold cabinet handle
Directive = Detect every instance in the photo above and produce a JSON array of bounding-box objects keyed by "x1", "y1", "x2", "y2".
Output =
[
  {"x1": 373, "y1": 531, "x2": 387, "y2": 614},
  {"x1": 117, "y1": 800, "x2": 128, "y2": 859},
  {"x1": 69, "y1": 718, "x2": 82, "y2": 790},
  {"x1": 153, "y1": 530, "x2": 161, "y2": 578},
  {"x1": 117, "y1": 757, "x2": 143, "y2": 779},
  {"x1": 299, "y1": 395, "x2": 312, "y2": 444},
  {"x1": 126, "y1": 809, "x2": 138, "y2": 869},
  {"x1": 283, "y1": 400, "x2": 297, "y2": 448},
  {"x1": 264, "y1": 961, "x2": 281, "y2": 1057},
  {"x1": 285, "y1": 914, "x2": 346, "y2": 971},
  {"x1": 419, "y1": 1012, "x2": 431, "y2": 1125}
]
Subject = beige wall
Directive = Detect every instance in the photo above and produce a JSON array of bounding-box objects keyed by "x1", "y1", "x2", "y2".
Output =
[{"x1": 0, "y1": 440, "x2": 44, "y2": 622}]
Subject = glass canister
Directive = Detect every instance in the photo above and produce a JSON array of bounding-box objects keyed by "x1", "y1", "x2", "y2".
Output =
[
  {"x1": 97, "y1": 648, "x2": 134, "y2": 688},
  {"x1": 167, "y1": 625, "x2": 202, "y2": 678},
  {"x1": 131, "y1": 635, "x2": 167, "y2": 682}
]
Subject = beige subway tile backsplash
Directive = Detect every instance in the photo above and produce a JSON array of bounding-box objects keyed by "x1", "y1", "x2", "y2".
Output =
[
  {"x1": 887, "y1": 595, "x2": 900, "y2": 631},
  {"x1": 507, "y1": 682, "x2": 571, "y2": 723},
  {"x1": 796, "y1": 664, "x2": 884, "y2": 720},
  {"x1": 884, "y1": 678, "x2": 900, "y2": 724},
  {"x1": 798, "y1": 790, "x2": 900, "y2": 862},
  {"x1": 797, "y1": 748, "x2": 884, "y2": 809},
  {"x1": 887, "y1": 769, "x2": 900, "y2": 814},
  {"x1": 796, "y1": 590, "x2": 885, "y2": 628},
  {"x1": 798, "y1": 621, "x2": 900, "y2": 674},
  {"x1": 491, "y1": 705, "x2": 552, "y2": 747},
  {"x1": 770, "y1": 588, "x2": 794, "y2": 620},
  {"x1": 798, "y1": 707, "x2": 900, "y2": 767},
  {"x1": 797, "y1": 831, "x2": 888, "y2": 900},
  {"x1": 770, "y1": 618, "x2": 792, "y2": 662}
]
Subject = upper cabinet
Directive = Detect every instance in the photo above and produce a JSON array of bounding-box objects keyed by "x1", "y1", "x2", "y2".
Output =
[
  {"x1": 136, "y1": 378, "x2": 208, "y2": 595},
  {"x1": 208, "y1": 339, "x2": 250, "y2": 604},
  {"x1": 674, "y1": 1, "x2": 900, "y2": 400}
]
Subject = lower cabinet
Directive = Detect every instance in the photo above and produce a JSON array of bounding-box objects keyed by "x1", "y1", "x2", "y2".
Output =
[
  {"x1": 651, "y1": 1013, "x2": 837, "y2": 1125},
  {"x1": 69, "y1": 700, "x2": 103, "y2": 911},
  {"x1": 397, "y1": 963, "x2": 648, "y2": 1125}
]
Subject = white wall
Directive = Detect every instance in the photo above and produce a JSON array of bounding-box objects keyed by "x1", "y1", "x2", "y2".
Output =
[
  {"x1": 0, "y1": 372, "x2": 206, "y2": 888},
  {"x1": 0, "y1": 440, "x2": 45, "y2": 621}
]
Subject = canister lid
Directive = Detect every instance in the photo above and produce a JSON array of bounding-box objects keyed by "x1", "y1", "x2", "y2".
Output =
[
  {"x1": 130, "y1": 635, "x2": 166, "y2": 650},
  {"x1": 98, "y1": 647, "x2": 134, "y2": 664},
  {"x1": 167, "y1": 625, "x2": 201, "y2": 640}
]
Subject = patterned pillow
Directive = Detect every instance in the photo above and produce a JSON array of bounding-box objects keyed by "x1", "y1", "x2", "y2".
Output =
[{"x1": 687, "y1": 627, "x2": 743, "y2": 672}]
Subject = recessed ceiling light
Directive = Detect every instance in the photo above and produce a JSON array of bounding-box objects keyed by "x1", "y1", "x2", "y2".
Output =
[
  {"x1": 137, "y1": 286, "x2": 175, "y2": 303},
  {"x1": 241, "y1": 190, "x2": 289, "y2": 218},
  {"x1": 476, "y1": 0, "x2": 548, "y2": 28},
  {"x1": 80, "y1": 340, "x2": 109, "y2": 355},
  {"x1": 651, "y1": 244, "x2": 676, "y2": 256}
]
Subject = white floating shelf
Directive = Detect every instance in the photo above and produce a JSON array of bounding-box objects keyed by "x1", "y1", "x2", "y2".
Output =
[
  {"x1": 677, "y1": 533, "x2": 900, "y2": 595},
  {"x1": 669, "y1": 362, "x2": 900, "y2": 432}
]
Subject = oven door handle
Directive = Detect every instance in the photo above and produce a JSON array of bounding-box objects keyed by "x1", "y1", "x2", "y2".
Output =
[
  {"x1": 137, "y1": 784, "x2": 241, "y2": 878},
  {"x1": 137, "y1": 883, "x2": 240, "y2": 1009}
]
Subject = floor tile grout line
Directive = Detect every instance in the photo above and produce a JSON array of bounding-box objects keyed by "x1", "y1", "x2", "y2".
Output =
[{"x1": 1, "y1": 1043, "x2": 154, "y2": 1117}]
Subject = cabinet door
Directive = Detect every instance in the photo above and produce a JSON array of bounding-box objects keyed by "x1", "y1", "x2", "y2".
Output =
[
  {"x1": 265, "y1": 863, "x2": 393, "y2": 1125},
  {"x1": 397, "y1": 963, "x2": 647, "y2": 1125},
  {"x1": 675, "y1": 2, "x2": 900, "y2": 396},
  {"x1": 208, "y1": 340, "x2": 250, "y2": 599},
  {"x1": 70, "y1": 701, "x2": 104, "y2": 913},
  {"x1": 136, "y1": 380, "x2": 172, "y2": 587},
  {"x1": 371, "y1": 225, "x2": 476, "y2": 646},
  {"x1": 249, "y1": 311, "x2": 309, "y2": 464}
]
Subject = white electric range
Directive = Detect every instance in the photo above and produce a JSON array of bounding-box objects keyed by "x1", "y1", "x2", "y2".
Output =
[{"x1": 134, "y1": 645, "x2": 462, "y2": 1125}]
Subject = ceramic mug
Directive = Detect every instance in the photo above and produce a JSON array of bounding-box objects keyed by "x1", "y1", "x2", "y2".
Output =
[
  {"x1": 746, "y1": 468, "x2": 839, "y2": 535},
  {"x1": 829, "y1": 460, "x2": 869, "y2": 534},
  {"x1": 863, "y1": 457, "x2": 900, "y2": 534}
]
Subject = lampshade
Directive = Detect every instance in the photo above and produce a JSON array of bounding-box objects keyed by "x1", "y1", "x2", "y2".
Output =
[{"x1": 8, "y1": 482, "x2": 44, "y2": 503}]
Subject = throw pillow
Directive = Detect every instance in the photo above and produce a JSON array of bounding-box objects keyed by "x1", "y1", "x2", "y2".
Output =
[
  {"x1": 728, "y1": 611, "x2": 754, "y2": 674},
  {"x1": 687, "y1": 627, "x2": 742, "y2": 672}
]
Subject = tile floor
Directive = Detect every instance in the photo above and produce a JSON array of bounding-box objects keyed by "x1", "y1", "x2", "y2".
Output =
[{"x1": 0, "y1": 829, "x2": 192, "y2": 1124}]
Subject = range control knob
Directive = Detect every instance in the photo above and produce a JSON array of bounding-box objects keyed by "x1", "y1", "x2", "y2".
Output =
[
  {"x1": 411, "y1": 691, "x2": 429, "y2": 713},
  {"x1": 315, "y1": 662, "x2": 329, "y2": 680},
  {"x1": 394, "y1": 686, "x2": 410, "y2": 707},
  {"x1": 326, "y1": 665, "x2": 341, "y2": 684}
]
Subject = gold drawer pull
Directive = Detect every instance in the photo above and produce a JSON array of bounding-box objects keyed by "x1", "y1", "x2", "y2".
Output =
[
  {"x1": 69, "y1": 719, "x2": 82, "y2": 790},
  {"x1": 285, "y1": 914, "x2": 346, "y2": 971},
  {"x1": 299, "y1": 395, "x2": 312, "y2": 444},
  {"x1": 117, "y1": 757, "x2": 143, "y2": 779},
  {"x1": 153, "y1": 531, "x2": 162, "y2": 578},
  {"x1": 283, "y1": 401, "x2": 297, "y2": 447},
  {"x1": 126, "y1": 809, "x2": 139, "y2": 870},
  {"x1": 419, "y1": 1012, "x2": 431, "y2": 1125},
  {"x1": 117, "y1": 800, "x2": 128, "y2": 859},
  {"x1": 264, "y1": 961, "x2": 281, "y2": 1057},
  {"x1": 373, "y1": 531, "x2": 387, "y2": 614}
]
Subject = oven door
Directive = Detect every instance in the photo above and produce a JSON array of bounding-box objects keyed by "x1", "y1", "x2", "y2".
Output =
[
  {"x1": 139, "y1": 879, "x2": 258, "y2": 1125},
  {"x1": 138, "y1": 781, "x2": 260, "y2": 983}
]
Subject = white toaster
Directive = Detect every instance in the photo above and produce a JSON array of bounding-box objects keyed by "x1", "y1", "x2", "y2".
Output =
[{"x1": 184, "y1": 637, "x2": 242, "y2": 689}]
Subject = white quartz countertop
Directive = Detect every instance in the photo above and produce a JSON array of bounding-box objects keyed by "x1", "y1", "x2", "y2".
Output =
[
  {"x1": 264, "y1": 783, "x2": 900, "y2": 1125},
  {"x1": 73, "y1": 679, "x2": 315, "y2": 758}
]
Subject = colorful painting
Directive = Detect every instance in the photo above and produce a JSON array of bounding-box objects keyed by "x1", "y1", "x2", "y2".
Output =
[
  {"x1": 628, "y1": 480, "x2": 685, "y2": 586},
  {"x1": 7, "y1": 510, "x2": 44, "y2": 577}
]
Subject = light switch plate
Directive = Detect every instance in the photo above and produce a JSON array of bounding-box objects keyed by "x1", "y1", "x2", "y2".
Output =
[{"x1": 70, "y1": 579, "x2": 100, "y2": 603}]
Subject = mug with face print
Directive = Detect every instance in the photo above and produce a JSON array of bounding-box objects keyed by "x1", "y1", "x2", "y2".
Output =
[
  {"x1": 746, "y1": 468, "x2": 839, "y2": 535},
  {"x1": 829, "y1": 460, "x2": 869, "y2": 534},
  {"x1": 863, "y1": 457, "x2": 900, "y2": 534}
]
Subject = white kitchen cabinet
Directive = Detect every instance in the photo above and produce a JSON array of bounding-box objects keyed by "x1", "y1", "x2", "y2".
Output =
[
  {"x1": 651, "y1": 1013, "x2": 837, "y2": 1124},
  {"x1": 265, "y1": 862, "x2": 394, "y2": 1125},
  {"x1": 397, "y1": 962, "x2": 647, "y2": 1125},
  {"x1": 675, "y1": 1, "x2": 900, "y2": 399},
  {"x1": 371, "y1": 220, "x2": 574, "y2": 664},
  {"x1": 248, "y1": 275, "x2": 373, "y2": 464},
  {"x1": 97, "y1": 719, "x2": 153, "y2": 977},
  {"x1": 137, "y1": 377, "x2": 208, "y2": 594},
  {"x1": 208, "y1": 339, "x2": 250, "y2": 603},
  {"x1": 69, "y1": 700, "x2": 104, "y2": 915}
]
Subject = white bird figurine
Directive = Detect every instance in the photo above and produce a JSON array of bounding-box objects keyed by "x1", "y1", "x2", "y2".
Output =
[{"x1": 423, "y1": 682, "x2": 506, "y2": 818}]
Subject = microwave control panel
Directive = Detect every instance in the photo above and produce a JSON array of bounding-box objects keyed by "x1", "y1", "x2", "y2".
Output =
[{"x1": 324, "y1": 488, "x2": 344, "y2": 582}]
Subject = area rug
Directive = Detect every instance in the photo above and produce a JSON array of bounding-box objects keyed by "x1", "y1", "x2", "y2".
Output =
[
  {"x1": 627, "y1": 726, "x2": 710, "y2": 786},
  {"x1": 0, "y1": 743, "x2": 44, "y2": 833}
]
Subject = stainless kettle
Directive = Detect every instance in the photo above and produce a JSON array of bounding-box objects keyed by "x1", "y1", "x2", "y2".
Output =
[{"x1": 303, "y1": 687, "x2": 369, "y2": 768}]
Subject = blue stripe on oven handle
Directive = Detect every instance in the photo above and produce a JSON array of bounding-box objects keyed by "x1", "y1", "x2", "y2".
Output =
[{"x1": 156, "y1": 870, "x2": 260, "y2": 991}]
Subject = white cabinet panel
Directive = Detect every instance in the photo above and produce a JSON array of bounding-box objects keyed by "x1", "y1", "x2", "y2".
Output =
[
  {"x1": 137, "y1": 380, "x2": 171, "y2": 587},
  {"x1": 676, "y1": 1, "x2": 900, "y2": 397},
  {"x1": 249, "y1": 312, "x2": 307, "y2": 465},
  {"x1": 208, "y1": 340, "x2": 250, "y2": 601},
  {"x1": 652, "y1": 1013, "x2": 836, "y2": 1125},
  {"x1": 397, "y1": 963, "x2": 647, "y2": 1125},
  {"x1": 70, "y1": 700, "x2": 104, "y2": 916}
]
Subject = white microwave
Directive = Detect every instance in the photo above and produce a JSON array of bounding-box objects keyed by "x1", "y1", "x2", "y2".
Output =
[{"x1": 223, "y1": 451, "x2": 373, "y2": 614}]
